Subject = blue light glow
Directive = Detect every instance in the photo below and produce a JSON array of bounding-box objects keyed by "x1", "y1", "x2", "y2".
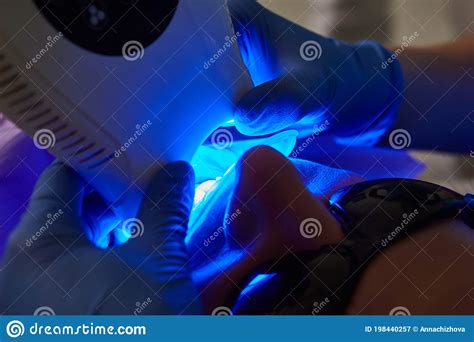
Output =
[{"x1": 191, "y1": 130, "x2": 298, "y2": 210}]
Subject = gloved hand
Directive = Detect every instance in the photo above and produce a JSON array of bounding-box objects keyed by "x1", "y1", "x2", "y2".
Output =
[
  {"x1": 0, "y1": 161, "x2": 201, "y2": 315},
  {"x1": 229, "y1": 0, "x2": 404, "y2": 146}
]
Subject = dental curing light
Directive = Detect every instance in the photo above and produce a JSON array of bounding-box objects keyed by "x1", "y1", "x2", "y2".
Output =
[{"x1": 0, "y1": 0, "x2": 252, "y2": 219}]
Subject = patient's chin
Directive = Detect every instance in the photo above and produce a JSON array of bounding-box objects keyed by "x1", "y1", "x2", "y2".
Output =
[
  {"x1": 224, "y1": 146, "x2": 345, "y2": 265},
  {"x1": 186, "y1": 146, "x2": 362, "y2": 272}
]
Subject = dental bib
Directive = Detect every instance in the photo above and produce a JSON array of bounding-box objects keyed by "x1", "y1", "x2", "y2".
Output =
[{"x1": 0, "y1": 0, "x2": 252, "y2": 219}]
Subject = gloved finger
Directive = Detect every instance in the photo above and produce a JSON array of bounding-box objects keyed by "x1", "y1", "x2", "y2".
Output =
[
  {"x1": 228, "y1": 0, "x2": 279, "y2": 86},
  {"x1": 8, "y1": 161, "x2": 90, "y2": 251},
  {"x1": 234, "y1": 72, "x2": 335, "y2": 136},
  {"x1": 29, "y1": 161, "x2": 85, "y2": 215},
  {"x1": 115, "y1": 162, "x2": 201, "y2": 313},
  {"x1": 83, "y1": 191, "x2": 121, "y2": 249},
  {"x1": 121, "y1": 162, "x2": 195, "y2": 253}
]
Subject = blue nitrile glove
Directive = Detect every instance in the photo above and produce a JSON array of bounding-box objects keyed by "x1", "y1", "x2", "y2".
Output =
[
  {"x1": 0, "y1": 161, "x2": 201, "y2": 315},
  {"x1": 229, "y1": 0, "x2": 404, "y2": 146}
]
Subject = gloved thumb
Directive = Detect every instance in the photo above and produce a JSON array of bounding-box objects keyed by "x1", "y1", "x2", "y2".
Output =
[
  {"x1": 29, "y1": 161, "x2": 85, "y2": 215},
  {"x1": 121, "y1": 162, "x2": 195, "y2": 254},
  {"x1": 234, "y1": 72, "x2": 334, "y2": 136},
  {"x1": 16, "y1": 161, "x2": 88, "y2": 246},
  {"x1": 115, "y1": 162, "x2": 201, "y2": 314}
]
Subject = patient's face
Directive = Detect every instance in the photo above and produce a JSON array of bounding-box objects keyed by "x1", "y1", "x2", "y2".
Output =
[{"x1": 186, "y1": 157, "x2": 363, "y2": 269}]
